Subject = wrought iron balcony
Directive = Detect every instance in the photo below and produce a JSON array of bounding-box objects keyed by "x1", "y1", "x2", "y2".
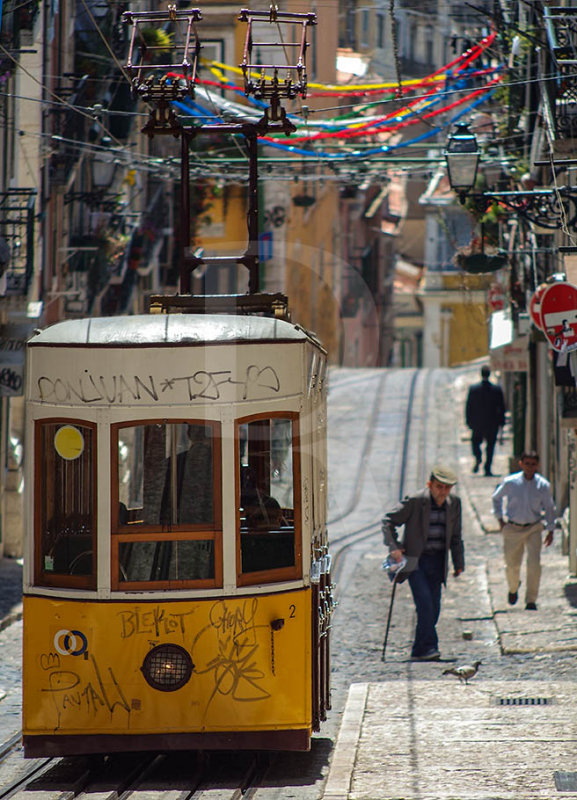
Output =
[
  {"x1": 49, "y1": 76, "x2": 91, "y2": 186},
  {"x1": 0, "y1": 189, "x2": 36, "y2": 296},
  {"x1": 0, "y1": 0, "x2": 39, "y2": 49},
  {"x1": 542, "y1": 5, "x2": 577, "y2": 142}
]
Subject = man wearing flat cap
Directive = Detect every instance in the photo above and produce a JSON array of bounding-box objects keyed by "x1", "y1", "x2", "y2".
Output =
[{"x1": 382, "y1": 465, "x2": 465, "y2": 661}]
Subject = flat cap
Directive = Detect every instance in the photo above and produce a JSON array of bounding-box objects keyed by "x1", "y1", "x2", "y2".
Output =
[{"x1": 430, "y1": 464, "x2": 458, "y2": 485}]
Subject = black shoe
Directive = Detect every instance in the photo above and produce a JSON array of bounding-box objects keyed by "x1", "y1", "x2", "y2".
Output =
[
  {"x1": 473, "y1": 459, "x2": 480, "y2": 474},
  {"x1": 484, "y1": 469, "x2": 494, "y2": 477},
  {"x1": 508, "y1": 591, "x2": 518, "y2": 605},
  {"x1": 526, "y1": 602, "x2": 538, "y2": 610},
  {"x1": 411, "y1": 649, "x2": 440, "y2": 662}
]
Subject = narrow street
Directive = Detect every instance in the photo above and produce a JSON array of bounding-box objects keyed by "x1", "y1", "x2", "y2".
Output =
[
  {"x1": 0, "y1": 364, "x2": 576, "y2": 799},
  {"x1": 325, "y1": 365, "x2": 577, "y2": 799}
]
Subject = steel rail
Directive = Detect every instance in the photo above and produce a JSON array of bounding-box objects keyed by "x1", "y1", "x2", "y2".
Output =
[
  {"x1": 327, "y1": 370, "x2": 390, "y2": 527},
  {"x1": 0, "y1": 756, "x2": 54, "y2": 799},
  {"x1": 0, "y1": 732, "x2": 22, "y2": 765},
  {"x1": 330, "y1": 369, "x2": 425, "y2": 584}
]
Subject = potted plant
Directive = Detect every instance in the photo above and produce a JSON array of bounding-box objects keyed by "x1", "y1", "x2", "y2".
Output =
[
  {"x1": 453, "y1": 236, "x2": 508, "y2": 274},
  {"x1": 293, "y1": 194, "x2": 316, "y2": 208}
]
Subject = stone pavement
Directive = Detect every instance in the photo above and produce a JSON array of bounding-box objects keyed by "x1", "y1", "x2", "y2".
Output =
[{"x1": 322, "y1": 373, "x2": 577, "y2": 800}]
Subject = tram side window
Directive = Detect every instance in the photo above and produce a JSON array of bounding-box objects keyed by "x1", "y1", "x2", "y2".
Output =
[
  {"x1": 114, "y1": 421, "x2": 220, "y2": 585},
  {"x1": 239, "y1": 417, "x2": 299, "y2": 576},
  {"x1": 38, "y1": 422, "x2": 95, "y2": 582}
]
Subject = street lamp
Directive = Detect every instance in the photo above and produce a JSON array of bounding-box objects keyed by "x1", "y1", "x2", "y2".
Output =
[
  {"x1": 444, "y1": 122, "x2": 481, "y2": 199},
  {"x1": 444, "y1": 124, "x2": 577, "y2": 232}
]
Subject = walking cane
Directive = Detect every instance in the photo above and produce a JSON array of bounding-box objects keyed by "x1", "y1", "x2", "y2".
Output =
[
  {"x1": 381, "y1": 578, "x2": 398, "y2": 662},
  {"x1": 381, "y1": 555, "x2": 407, "y2": 662}
]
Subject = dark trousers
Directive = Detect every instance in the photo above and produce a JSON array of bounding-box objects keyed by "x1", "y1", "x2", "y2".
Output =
[
  {"x1": 408, "y1": 551, "x2": 445, "y2": 657},
  {"x1": 471, "y1": 427, "x2": 498, "y2": 473}
]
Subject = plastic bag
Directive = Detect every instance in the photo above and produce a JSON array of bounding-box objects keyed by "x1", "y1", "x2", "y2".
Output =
[{"x1": 382, "y1": 554, "x2": 409, "y2": 583}]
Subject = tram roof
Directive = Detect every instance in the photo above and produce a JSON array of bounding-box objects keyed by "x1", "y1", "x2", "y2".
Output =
[{"x1": 28, "y1": 314, "x2": 320, "y2": 347}]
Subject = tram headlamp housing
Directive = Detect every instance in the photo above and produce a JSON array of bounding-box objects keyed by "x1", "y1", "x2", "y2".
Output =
[{"x1": 141, "y1": 643, "x2": 194, "y2": 691}]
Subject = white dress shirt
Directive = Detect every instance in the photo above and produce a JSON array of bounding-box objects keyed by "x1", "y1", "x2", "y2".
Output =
[{"x1": 492, "y1": 471, "x2": 556, "y2": 530}]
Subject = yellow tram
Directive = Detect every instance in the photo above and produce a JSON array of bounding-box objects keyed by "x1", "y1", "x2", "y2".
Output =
[{"x1": 22, "y1": 311, "x2": 332, "y2": 756}]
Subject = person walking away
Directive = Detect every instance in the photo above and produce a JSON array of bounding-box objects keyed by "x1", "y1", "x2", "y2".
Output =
[
  {"x1": 382, "y1": 465, "x2": 464, "y2": 661},
  {"x1": 492, "y1": 451, "x2": 556, "y2": 611},
  {"x1": 465, "y1": 365, "x2": 506, "y2": 476}
]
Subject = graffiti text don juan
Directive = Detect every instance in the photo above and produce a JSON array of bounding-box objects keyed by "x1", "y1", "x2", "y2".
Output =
[{"x1": 36, "y1": 365, "x2": 280, "y2": 404}]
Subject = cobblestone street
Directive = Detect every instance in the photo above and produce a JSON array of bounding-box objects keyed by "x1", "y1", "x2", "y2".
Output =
[
  {"x1": 324, "y1": 368, "x2": 577, "y2": 799},
  {"x1": 0, "y1": 366, "x2": 576, "y2": 800}
]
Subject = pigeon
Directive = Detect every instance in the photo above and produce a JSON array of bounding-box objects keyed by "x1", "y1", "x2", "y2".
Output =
[{"x1": 443, "y1": 660, "x2": 482, "y2": 684}]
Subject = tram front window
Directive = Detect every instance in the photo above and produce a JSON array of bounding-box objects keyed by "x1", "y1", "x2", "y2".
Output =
[
  {"x1": 37, "y1": 421, "x2": 95, "y2": 586},
  {"x1": 238, "y1": 416, "x2": 300, "y2": 579},
  {"x1": 113, "y1": 421, "x2": 222, "y2": 587},
  {"x1": 118, "y1": 422, "x2": 214, "y2": 526},
  {"x1": 118, "y1": 540, "x2": 214, "y2": 582}
]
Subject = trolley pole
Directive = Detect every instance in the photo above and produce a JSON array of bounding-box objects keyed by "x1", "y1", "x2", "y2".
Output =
[{"x1": 122, "y1": 4, "x2": 317, "y2": 310}]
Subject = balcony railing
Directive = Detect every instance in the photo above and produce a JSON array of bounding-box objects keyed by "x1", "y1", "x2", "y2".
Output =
[
  {"x1": 542, "y1": 6, "x2": 577, "y2": 141},
  {"x1": 0, "y1": 189, "x2": 36, "y2": 296},
  {"x1": 0, "y1": 0, "x2": 39, "y2": 49}
]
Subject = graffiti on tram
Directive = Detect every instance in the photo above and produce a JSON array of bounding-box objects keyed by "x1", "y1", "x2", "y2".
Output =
[
  {"x1": 191, "y1": 598, "x2": 272, "y2": 706},
  {"x1": 35, "y1": 364, "x2": 281, "y2": 404},
  {"x1": 37, "y1": 598, "x2": 278, "y2": 726},
  {"x1": 40, "y1": 635, "x2": 130, "y2": 726}
]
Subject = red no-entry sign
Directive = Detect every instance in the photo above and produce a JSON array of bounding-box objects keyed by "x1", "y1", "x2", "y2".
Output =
[
  {"x1": 529, "y1": 283, "x2": 548, "y2": 330},
  {"x1": 540, "y1": 282, "x2": 577, "y2": 352}
]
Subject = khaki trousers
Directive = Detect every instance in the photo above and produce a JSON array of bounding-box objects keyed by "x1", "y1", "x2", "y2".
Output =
[{"x1": 502, "y1": 521, "x2": 543, "y2": 604}]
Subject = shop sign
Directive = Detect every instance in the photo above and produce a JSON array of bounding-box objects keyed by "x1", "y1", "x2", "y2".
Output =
[
  {"x1": 490, "y1": 335, "x2": 530, "y2": 372},
  {"x1": 259, "y1": 231, "x2": 273, "y2": 262},
  {"x1": 540, "y1": 281, "x2": 577, "y2": 352}
]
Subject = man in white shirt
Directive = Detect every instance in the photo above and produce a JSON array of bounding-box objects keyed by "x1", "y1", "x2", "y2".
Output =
[{"x1": 492, "y1": 451, "x2": 556, "y2": 611}]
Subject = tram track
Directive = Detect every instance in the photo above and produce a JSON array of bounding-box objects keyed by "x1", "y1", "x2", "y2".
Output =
[
  {"x1": 328, "y1": 366, "x2": 462, "y2": 599},
  {"x1": 0, "y1": 748, "x2": 273, "y2": 800},
  {"x1": 0, "y1": 733, "x2": 22, "y2": 765},
  {"x1": 0, "y1": 366, "x2": 465, "y2": 800},
  {"x1": 0, "y1": 756, "x2": 54, "y2": 800},
  {"x1": 326, "y1": 370, "x2": 390, "y2": 526},
  {"x1": 329, "y1": 368, "x2": 426, "y2": 584}
]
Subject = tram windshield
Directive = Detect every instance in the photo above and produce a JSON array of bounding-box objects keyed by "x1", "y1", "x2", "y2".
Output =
[
  {"x1": 238, "y1": 415, "x2": 300, "y2": 580},
  {"x1": 118, "y1": 422, "x2": 215, "y2": 526},
  {"x1": 112, "y1": 421, "x2": 222, "y2": 588}
]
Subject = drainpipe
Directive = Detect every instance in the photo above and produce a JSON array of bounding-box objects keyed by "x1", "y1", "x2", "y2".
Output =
[
  {"x1": 537, "y1": 342, "x2": 550, "y2": 477},
  {"x1": 568, "y1": 430, "x2": 577, "y2": 576}
]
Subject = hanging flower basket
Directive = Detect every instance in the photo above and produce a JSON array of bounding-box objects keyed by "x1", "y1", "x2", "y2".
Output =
[
  {"x1": 293, "y1": 194, "x2": 316, "y2": 208},
  {"x1": 455, "y1": 251, "x2": 508, "y2": 274}
]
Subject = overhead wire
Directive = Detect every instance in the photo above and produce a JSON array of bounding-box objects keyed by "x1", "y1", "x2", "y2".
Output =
[{"x1": 0, "y1": 4, "x2": 537, "y2": 187}]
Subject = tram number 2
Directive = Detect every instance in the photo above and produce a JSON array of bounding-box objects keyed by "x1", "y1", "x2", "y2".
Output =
[{"x1": 289, "y1": 604, "x2": 296, "y2": 618}]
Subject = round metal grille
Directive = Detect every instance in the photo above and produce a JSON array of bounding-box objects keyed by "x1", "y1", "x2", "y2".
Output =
[{"x1": 141, "y1": 644, "x2": 193, "y2": 691}]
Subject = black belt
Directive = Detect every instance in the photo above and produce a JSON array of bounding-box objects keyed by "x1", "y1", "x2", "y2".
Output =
[{"x1": 509, "y1": 520, "x2": 539, "y2": 527}]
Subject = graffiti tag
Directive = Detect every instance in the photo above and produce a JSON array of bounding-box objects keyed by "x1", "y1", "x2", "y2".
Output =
[{"x1": 36, "y1": 365, "x2": 280, "y2": 405}]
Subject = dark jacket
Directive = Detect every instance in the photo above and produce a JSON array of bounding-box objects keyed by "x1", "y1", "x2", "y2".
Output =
[
  {"x1": 382, "y1": 488, "x2": 464, "y2": 583},
  {"x1": 465, "y1": 379, "x2": 505, "y2": 433}
]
